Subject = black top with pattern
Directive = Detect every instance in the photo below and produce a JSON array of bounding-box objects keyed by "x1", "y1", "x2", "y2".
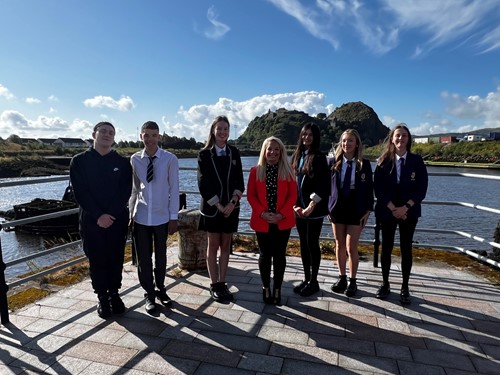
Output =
[{"x1": 265, "y1": 163, "x2": 278, "y2": 213}]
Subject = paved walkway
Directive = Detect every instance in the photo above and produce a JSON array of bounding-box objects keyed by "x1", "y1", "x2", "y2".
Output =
[{"x1": 1, "y1": 245, "x2": 500, "y2": 374}]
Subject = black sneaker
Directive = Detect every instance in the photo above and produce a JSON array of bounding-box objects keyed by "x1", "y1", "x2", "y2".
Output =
[
  {"x1": 221, "y1": 283, "x2": 234, "y2": 301},
  {"x1": 145, "y1": 295, "x2": 157, "y2": 313},
  {"x1": 97, "y1": 294, "x2": 111, "y2": 318},
  {"x1": 210, "y1": 283, "x2": 224, "y2": 302},
  {"x1": 109, "y1": 292, "x2": 126, "y2": 314},
  {"x1": 376, "y1": 283, "x2": 390, "y2": 299},
  {"x1": 300, "y1": 281, "x2": 320, "y2": 297},
  {"x1": 156, "y1": 289, "x2": 172, "y2": 306},
  {"x1": 293, "y1": 280, "x2": 308, "y2": 294},
  {"x1": 331, "y1": 276, "x2": 348, "y2": 293},
  {"x1": 345, "y1": 278, "x2": 357, "y2": 297},
  {"x1": 400, "y1": 288, "x2": 412, "y2": 305}
]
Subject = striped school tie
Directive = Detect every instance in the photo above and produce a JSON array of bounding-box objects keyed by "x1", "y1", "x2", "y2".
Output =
[{"x1": 146, "y1": 156, "x2": 156, "y2": 183}]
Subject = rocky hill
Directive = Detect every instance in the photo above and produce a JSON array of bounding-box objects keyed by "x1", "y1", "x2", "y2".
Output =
[{"x1": 237, "y1": 101, "x2": 390, "y2": 151}]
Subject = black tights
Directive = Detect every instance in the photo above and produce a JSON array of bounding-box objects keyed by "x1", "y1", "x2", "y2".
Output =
[
  {"x1": 256, "y1": 226, "x2": 291, "y2": 289},
  {"x1": 380, "y1": 217, "x2": 418, "y2": 289},
  {"x1": 295, "y1": 217, "x2": 324, "y2": 283}
]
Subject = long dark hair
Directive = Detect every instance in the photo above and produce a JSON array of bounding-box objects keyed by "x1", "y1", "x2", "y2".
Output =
[
  {"x1": 377, "y1": 123, "x2": 412, "y2": 166},
  {"x1": 203, "y1": 115, "x2": 230, "y2": 149},
  {"x1": 291, "y1": 123, "x2": 321, "y2": 177}
]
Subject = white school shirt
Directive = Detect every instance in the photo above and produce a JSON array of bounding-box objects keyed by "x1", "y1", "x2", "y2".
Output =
[
  {"x1": 341, "y1": 156, "x2": 356, "y2": 189},
  {"x1": 129, "y1": 148, "x2": 180, "y2": 226}
]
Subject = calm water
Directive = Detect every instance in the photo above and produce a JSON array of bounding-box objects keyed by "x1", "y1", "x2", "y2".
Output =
[{"x1": 1, "y1": 157, "x2": 499, "y2": 280}]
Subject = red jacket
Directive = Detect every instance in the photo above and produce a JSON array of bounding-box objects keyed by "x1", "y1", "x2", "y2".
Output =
[{"x1": 246, "y1": 166, "x2": 297, "y2": 232}]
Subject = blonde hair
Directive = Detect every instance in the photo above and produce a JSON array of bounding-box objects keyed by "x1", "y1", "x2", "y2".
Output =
[
  {"x1": 332, "y1": 129, "x2": 364, "y2": 172},
  {"x1": 255, "y1": 137, "x2": 294, "y2": 182}
]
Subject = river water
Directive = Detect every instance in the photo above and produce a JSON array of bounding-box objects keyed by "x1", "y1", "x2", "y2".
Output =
[{"x1": 1, "y1": 157, "x2": 499, "y2": 281}]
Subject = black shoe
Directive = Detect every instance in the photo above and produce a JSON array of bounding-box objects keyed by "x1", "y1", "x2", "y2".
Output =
[
  {"x1": 221, "y1": 283, "x2": 234, "y2": 301},
  {"x1": 262, "y1": 287, "x2": 272, "y2": 304},
  {"x1": 345, "y1": 279, "x2": 357, "y2": 297},
  {"x1": 145, "y1": 295, "x2": 157, "y2": 313},
  {"x1": 109, "y1": 292, "x2": 126, "y2": 314},
  {"x1": 273, "y1": 289, "x2": 282, "y2": 306},
  {"x1": 400, "y1": 288, "x2": 412, "y2": 305},
  {"x1": 97, "y1": 294, "x2": 111, "y2": 318},
  {"x1": 376, "y1": 283, "x2": 390, "y2": 300},
  {"x1": 293, "y1": 280, "x2": 308, "y2": 294},
  {"x1": 210, "y1": 283, "x2": 224, "y2": 302},
  {"x1": 156, "y1": 289, "x2": 172, "y2": 306},
  {"x1": 300, "y1": 281, "x2": 320, "y2": 297},
  {"x1": 331, "y1": 276, "x2": 348, "y2": 293}
]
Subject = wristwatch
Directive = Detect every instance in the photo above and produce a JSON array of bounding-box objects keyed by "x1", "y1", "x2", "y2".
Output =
[
  {"x1": 405, "y1": 203, "x2": 412, "y2": 209},
  {"x1": 230, "y1": 199, "x2": 237, "y2": 205}
]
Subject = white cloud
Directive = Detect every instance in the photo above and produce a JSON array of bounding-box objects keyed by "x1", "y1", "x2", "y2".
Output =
[
  {"x1": 26, "y1": 97, "x2": 41, "y2": 104},
  {"x1": 442, "y1": 87, "x2": 500, "y2": 128},
  {"x1": 267, "y1": 0, "x2": 500, "y2": 55},
  {"x1": 164, "y1": 91, "x2": 336, "y2": 141},
  {"x1": 48, "y1": 95, "x2": 59, "y2": 102},
  {"x1": 0, "y1": 84, "x2": 15, "y2": 100},
  {"x1": 83, "y1": 95, "x2": 135, "y2": 111},
  {"x1": 267, "y1": 0, "x2": 341, "y2": 49},
  {"x1": 203, "y1": 6, "x2": 230, "y2": 40}
]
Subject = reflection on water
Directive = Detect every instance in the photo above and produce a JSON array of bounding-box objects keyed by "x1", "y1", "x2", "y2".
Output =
[{"x1": 1, "y1": 158, "x2": 499, "y2": 280}]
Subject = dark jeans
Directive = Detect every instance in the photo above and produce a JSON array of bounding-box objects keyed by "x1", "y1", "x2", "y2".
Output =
[
  {"x1": 256, "y1": 225, "x2": 291, "y2": 289},
  {"x1": 133, "y1": 222, "x2": 169, "y2": 298},
  {"x1": 295, "y1": 217, "x2": 324, "y2": 283},
  {"x1": 380, "y1": 217, "x2": 418, "y2": 289},
  {"x1": 80, "y1": 213, "x2": 128, "y2": 295}
]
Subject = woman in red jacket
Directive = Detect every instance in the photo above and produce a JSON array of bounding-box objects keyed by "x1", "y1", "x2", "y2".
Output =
[{"x1": 247, "y1": 136, "x2": 297, "y2": 305}]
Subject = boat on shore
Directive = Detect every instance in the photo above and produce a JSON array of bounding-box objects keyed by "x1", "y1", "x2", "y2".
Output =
[{"x1": 0, "y1": 184, "x2": 79, "y2": 236}]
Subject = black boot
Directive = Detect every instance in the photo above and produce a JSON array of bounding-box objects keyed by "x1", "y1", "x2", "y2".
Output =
[
  {"x1": 109, "y1": 291, "x2": 125, "y2": 314},
  {"x1": 97, "y1": 293, "x2": 111, "y2": 318},
  {"x1": 331, "y1": 275, "x2": 347, "y2": 293},
  {"x1": 345, "y1": 278, "x2": 357, "y2": 297},
  {"x1": 273, "y1": 288, "x2": 282, "y2": 306}
]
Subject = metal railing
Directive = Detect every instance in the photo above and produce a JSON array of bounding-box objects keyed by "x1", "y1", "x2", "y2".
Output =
[{"x1": 1, "y1": 169, "x2": 499, "y2": 324}]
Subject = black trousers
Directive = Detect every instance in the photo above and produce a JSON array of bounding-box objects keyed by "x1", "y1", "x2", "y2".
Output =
[
  {"x1": 80, "y1": 213, "x2": 128, "y2": 296},
  {"x1": 133, "y1": 222, "x2": 169, "y2": 298},
  {"x1": 295, "y1": 217, "x2": 324, "y2": 282},
  {"x1": 256, "y1": 225, "x2": 291, "y2": 289},
  {"x1": 380, "y1": 217, "x2": 418, "y2": 288}
]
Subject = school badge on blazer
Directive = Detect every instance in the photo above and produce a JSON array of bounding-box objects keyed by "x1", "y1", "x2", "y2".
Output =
[
  {"x1": 360, "y1": 173, "x2": 366, "y2": 182},
  {"x1": 411, "y1": 172, "x2": 416, "y2": 181}
]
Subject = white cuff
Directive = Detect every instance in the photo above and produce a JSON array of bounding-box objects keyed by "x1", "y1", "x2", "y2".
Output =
[
  {"x1": 310, "y1": 193, "x2": 322, "y2": 203},
  {"x1": 207, "y1": 195, "x2": 220, "y2": 206}
]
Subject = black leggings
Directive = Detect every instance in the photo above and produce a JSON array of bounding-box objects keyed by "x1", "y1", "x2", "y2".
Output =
[
  {"x1": 256, "y1": 225, "x2": 291, "y2": 289},
  {"x1": 295, "y1": 217, "x2": 324, "y2": 283},
  {"x1": 380, "y1": 217, "x2": 418, "y2": 289}
]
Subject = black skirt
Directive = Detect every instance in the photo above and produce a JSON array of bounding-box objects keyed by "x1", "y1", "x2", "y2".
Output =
[
  {"x1": 199, "y1": 207, "x2": 240, "y2": 233},
  {"x1": 330, "y1": 190, "x2": 362, "y2": 225}
]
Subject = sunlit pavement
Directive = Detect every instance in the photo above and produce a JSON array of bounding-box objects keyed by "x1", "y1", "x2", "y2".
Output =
[{"x1": 1, "y1": 245, "x2": 499, "y2": 374}]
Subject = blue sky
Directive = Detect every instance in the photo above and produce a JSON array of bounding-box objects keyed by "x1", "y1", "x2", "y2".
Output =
[{"x1": 1, "y1": 0, "x2": 499, "y2": 142}]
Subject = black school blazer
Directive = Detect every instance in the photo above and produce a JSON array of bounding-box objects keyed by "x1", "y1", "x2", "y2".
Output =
[{"x1": 374, "y1": 152, "x2": 428, "y2": 222}]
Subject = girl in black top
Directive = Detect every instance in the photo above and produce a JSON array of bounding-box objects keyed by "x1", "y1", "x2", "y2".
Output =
[
  {"x1": 329, "y1": 129, "x2": 373, "y2": 297},
  {"x1": 374, "y1": 123, "x2": 428, "y2": 304},
  {"x1": 291, "y1": 123, "x2": 330, "y2": 297},
  {"x1": 197, "y1": 115, "x2": 244, "y2": 302}
]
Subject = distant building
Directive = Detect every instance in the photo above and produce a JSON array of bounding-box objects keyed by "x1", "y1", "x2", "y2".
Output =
[
  {"x1": 439, "y1": 136, "x2": 457, "y2": 144},
  {"x1": 53, "y1": 138, "x2": 89, "y2": 147},
  {"x1": 414, "y1": 137, "x2": 428, "y2": 144},
  {"x1": 489, "y1": 132, "x2": 500, "y2": 141},
  {"x1": 37, "y1": 138, "x2": 57, "y2": 146},
  {"x1": 466, "y1": 135, "x2": 482, "y2": 142},
  {"x1": 20, "y1": 138, "x2": 39, "y2": 144}
]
